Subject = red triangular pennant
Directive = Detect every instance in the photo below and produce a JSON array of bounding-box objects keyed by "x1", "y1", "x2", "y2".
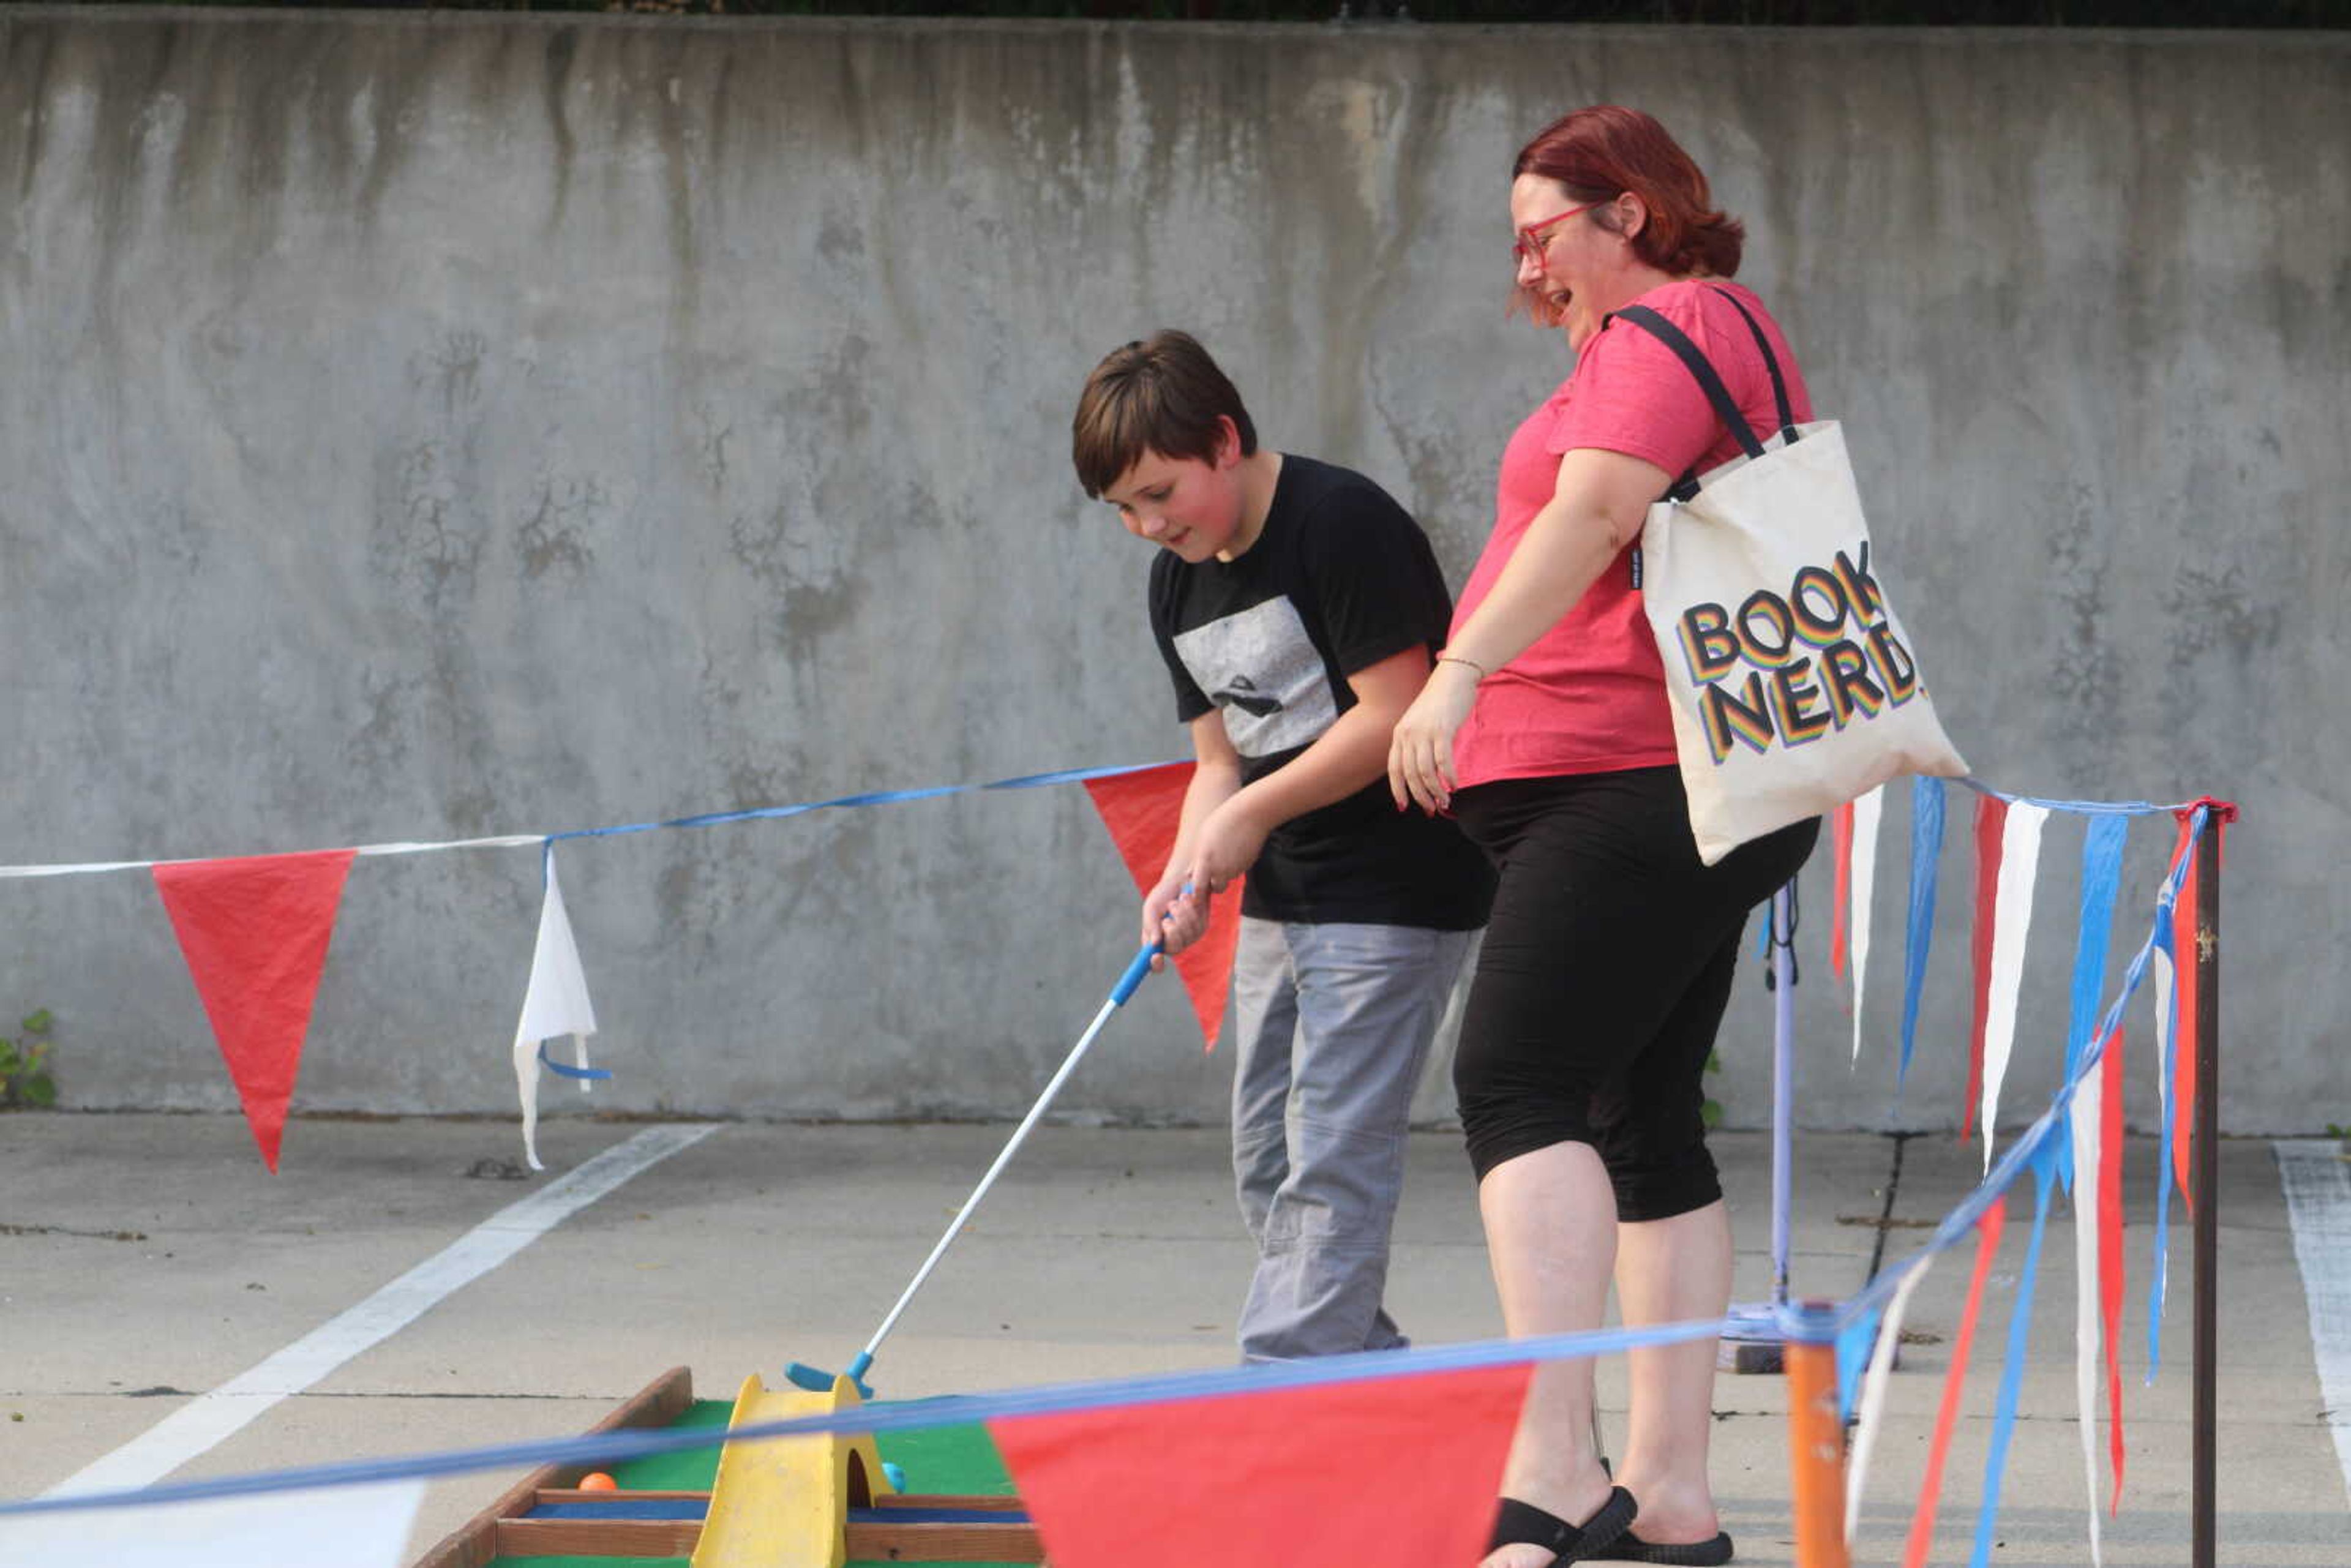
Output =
[
  {"x1": 2098, "y1": 1026, "x2": 2128, "y2": 1514},
  {"x1": 990, "y1": 1362, "x2": 1529, "y2": 1568},
  {"x1": 2169, "y1": 824, "x2": 2199, "y2": 1214},
  {"x1": 1963, "y1": 795, "x2": 2009, "y2": 1143},
  {"x1": 1830, "y1": 797, "x2": 1855, "y2": 980},
  {"x1": 152, "y1": 849, "x2": 357, "y2": 1171},
  {"x1": 1904, "y1": 1195, "x2": 2008, "y2": 1568},
  {"x1": 2170, "y1": 805, "x2": 2235, "y2": 1216},
  {"x1": 1084, "y1": 763, "x2": 1243, "y2": 1052}
]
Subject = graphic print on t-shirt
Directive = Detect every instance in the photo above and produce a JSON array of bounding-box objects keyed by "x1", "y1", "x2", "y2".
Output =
[{"x1": 1171, "y1": 595, "x2": 1337, "y2": 760}]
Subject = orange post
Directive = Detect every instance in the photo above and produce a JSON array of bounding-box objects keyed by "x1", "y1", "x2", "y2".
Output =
[{"x1": 1782, "y1": 1304, "x2": 1851, "y2": 1568}]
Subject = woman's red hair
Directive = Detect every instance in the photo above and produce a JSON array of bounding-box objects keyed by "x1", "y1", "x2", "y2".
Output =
[{"x1": 1513, "y1": 107, "x2": 1744, "y2": 281}]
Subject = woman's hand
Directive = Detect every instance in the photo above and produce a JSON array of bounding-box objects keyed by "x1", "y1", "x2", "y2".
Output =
[{"x1": 1387, "y1": 660, "x2": 1482, "y2": 815}]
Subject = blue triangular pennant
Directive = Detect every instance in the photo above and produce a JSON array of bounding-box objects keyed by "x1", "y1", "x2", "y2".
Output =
[
  {"x1": 1898, "y1": 776, "x2": 1947, "y2": 1091},
  {"x1": 1972, "y1": 1137, "x2": 2061, "y2": 1568},
  {"x1": 1836, "y1": 1306, "x2": 1882, "y2": 1425},
  {"x1": 2058, "y1": 816, "x2": 2130, "y2": 1192}
]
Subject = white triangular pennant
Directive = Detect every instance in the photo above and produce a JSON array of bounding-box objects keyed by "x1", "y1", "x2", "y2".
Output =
[
  {"x1": 1849, "y1": 785, "x2": 1883, "y2": 1065},
  {"x1": 1845, "y1": 1255, "x2": 1931, "y2": 1544},
  {"x1": 1981, "y1": 803, "x2": 2049, "y2": 1169},
  {"x1": 2072, "y1": 1059, "x2": 2107, "y2": 1566},
  {"x1": 513, "y1": 848, "x2": 600, "y2": 1171}
]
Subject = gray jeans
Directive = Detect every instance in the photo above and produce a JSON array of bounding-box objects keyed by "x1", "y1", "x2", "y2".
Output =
[{"x1": 1228, "y1": 917, "x2": 1473, "y2": 1363}]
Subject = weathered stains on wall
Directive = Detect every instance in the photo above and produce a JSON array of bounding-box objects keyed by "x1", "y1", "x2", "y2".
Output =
[{"x1": 0, "y1": 13, "x2": 2341, "y2": 1130}]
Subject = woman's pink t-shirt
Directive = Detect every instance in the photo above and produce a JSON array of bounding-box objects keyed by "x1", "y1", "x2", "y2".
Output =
[{"x1": 1449, "y1": 279, "x2": 1815, "y2": 790}]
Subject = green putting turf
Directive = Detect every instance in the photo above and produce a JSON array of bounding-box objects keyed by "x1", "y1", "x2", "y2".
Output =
[
  {"x1": 481, "y1": 1400, "x2": 1025, "y2": 1568},
  {"x1": 600, "y1": 1398, "x2": 731, "y2": 1493}
]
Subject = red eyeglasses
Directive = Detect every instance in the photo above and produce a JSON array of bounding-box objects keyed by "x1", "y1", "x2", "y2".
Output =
[{"x1": 1512, "y1": 200, "x2": 1603, "y2": 268}]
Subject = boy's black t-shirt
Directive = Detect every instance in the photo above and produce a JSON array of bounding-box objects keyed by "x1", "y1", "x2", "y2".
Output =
[{"x1": 1149, "y1": 454, "x2": 1494, "y2": 930}]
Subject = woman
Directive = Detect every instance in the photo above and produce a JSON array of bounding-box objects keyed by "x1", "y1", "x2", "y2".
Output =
[{"x1": 1387, "y1": 107, "x2": 1820, "y2": 1568}]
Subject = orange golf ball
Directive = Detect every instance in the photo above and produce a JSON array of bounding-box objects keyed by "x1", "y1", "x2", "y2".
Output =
[{"x1": 577, "y1": 1471, "x2": 618, "y2": 1493}]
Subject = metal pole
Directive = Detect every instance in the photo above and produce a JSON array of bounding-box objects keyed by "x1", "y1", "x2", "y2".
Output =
[
  {"x1": 1721, "y1": 880, "x2": 1801, "y2": 1374},
  {"x1": 2191, "y1": 811, "x2": 2222, "y2": 1568},
  {"x1": 1772, "y1": 882, "x2": 1796, "y2": 1305}
]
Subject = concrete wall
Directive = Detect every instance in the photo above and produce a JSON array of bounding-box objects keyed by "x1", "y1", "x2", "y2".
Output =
[{"x1": 0, "y1": 10, "x2": 2341, "y2": 1136}]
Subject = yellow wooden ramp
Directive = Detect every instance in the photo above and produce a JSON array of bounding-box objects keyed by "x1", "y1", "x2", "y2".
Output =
[{"x1": 690, "y1": 1371, "x2": 895, "y2": 1568}]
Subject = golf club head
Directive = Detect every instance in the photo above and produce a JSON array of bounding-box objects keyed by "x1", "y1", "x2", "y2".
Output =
[{"x1": 781, "y1": 1360, "x2": 837, "y2": 1394}]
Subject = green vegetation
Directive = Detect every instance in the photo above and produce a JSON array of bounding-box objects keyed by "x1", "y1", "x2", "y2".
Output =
[{"x1": 0, "y1": 1010, "x2": 54, "y2": 1110}]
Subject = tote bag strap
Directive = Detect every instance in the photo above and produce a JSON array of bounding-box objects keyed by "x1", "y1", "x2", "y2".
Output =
[
  {"x1": 1709, "y1": 285, "x2": 1800, "y2": 444},
  {"x1": 1610, "y1": 291, "x2": 1804, "y2": 501},
  {"x1": 1608, "y1": 304, "x2": 1766, "y2": 463},
  {"x1": 1609, "y1": 304, "x2": 1760, "y2": 503}
]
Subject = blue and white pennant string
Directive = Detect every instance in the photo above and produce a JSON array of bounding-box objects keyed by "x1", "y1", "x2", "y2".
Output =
[
  {"x1": 1839, "y1": 805, "x2": 2207, "y2": 1556},
  {"x1": 0, "y1": 1315, "x2": 1727, "y2": 1523}
]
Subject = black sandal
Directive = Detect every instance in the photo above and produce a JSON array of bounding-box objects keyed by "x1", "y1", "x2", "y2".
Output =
[
  {"x1": 1595, "y1": 1527, "x2": 1734, "y2": 1566},
  {"x1": 1487, "y1": 1486, "x2": 1637, "y2": 1564}
]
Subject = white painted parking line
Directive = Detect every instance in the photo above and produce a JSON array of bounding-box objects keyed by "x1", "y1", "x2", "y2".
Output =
[
  {"x1": 2276, "y1": 1139, "x2": 2351, "y2": 1507},
  {"x1": 2, "y1": 1478, "x2": 425, "y2": 1566},
  {"x1": 45, "y1": 1123, "x2": 720, "y2": 1498}
]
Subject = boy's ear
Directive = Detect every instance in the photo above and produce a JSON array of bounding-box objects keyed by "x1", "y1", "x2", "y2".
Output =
[{"x1": 1213, "y1": 414, "x2": 1243, "y2": 468}]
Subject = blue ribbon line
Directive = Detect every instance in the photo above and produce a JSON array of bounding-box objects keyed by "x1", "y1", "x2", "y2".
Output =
[
  {"x1": 0, "y1": 765, "x2": 2192, "y2": 882},
  {"x1": 1845, "y1": 1098, "x2": 2061, "y2": 1330},
  {"x1": 0, "y1": 1316, "x2": 1728, "y2": 1520},
  {"x1": 537, "y1": 1042, "x2": 611, "y2": 1081},
  {"x1": 1957, "y1": 776, "x2": 2195, "y2": 818},
  {"x1": 1842, "y1": 809, "x2": 2202, "y2": 1332},
  {"x1": 1897, "y1": 775, "x2": 1945, "y2": 1093},
  {"x1": 543, "y1": 762, "x2": 1177, "y2": 848},
  {"x1": 1971, "y1": 1141, "x2": 2060, "y2": 1568}
]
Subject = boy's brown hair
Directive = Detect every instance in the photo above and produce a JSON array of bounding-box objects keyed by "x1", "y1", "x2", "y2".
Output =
[{"x1": 1071, "y1": 331, "x2": 1259, "y2": 499}]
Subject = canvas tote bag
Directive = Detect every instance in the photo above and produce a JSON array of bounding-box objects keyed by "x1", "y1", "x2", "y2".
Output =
[{"x1": 1614, "y1": 290, "x2": 1967, "y2": 865}]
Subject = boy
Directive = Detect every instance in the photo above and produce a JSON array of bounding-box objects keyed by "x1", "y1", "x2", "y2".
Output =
[{"x1": 1071, "y1": 331, "x2": 1493, "y2": 1362}]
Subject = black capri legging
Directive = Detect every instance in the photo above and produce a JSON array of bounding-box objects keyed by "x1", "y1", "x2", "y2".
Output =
[{"x1": 1450, "y1": 766, "x2": 1818, "y2": 1221}]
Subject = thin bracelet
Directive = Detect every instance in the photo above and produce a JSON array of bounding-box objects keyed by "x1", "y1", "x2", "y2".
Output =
[{"x1": 1436, "y1": 653, "x2": 1488, "y2": 679}]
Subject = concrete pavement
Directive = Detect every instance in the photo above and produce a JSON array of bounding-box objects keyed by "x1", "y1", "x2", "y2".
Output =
[{"x1": 0, "y1": 1111, "x2": 2342, "y2": 1564}]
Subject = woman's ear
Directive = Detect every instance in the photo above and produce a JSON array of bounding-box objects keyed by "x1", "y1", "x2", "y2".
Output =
[{"x1": 1614, "y1": 192, "x2": 1650, "y2": 244}]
